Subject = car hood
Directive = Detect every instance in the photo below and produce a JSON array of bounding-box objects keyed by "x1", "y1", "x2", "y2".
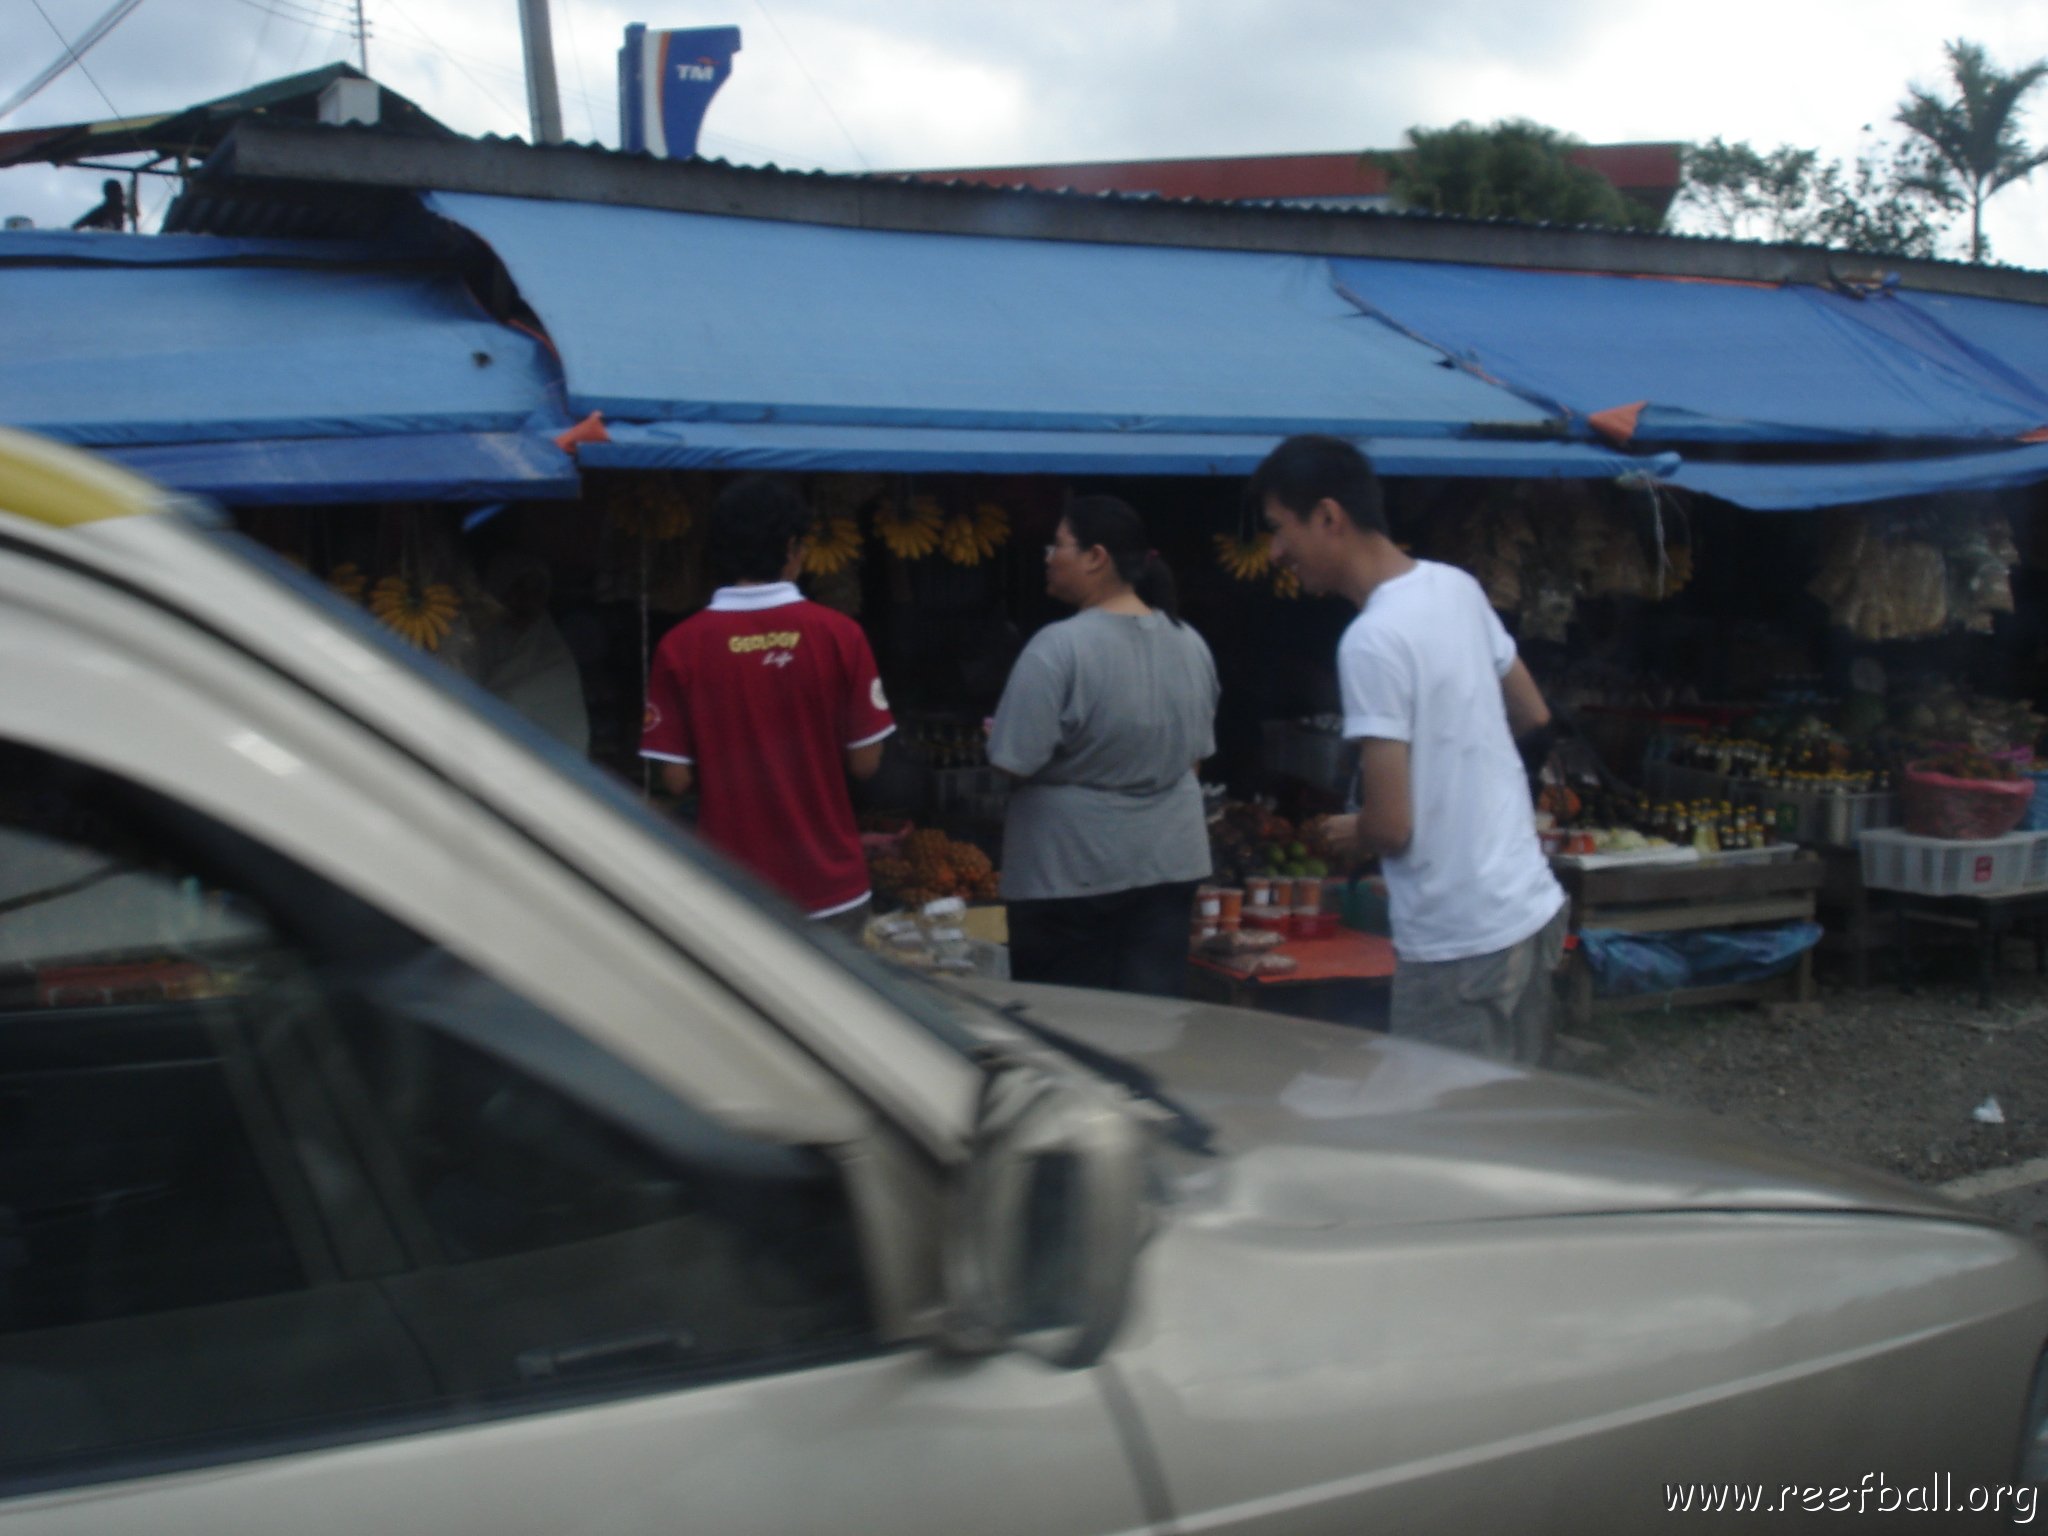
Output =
[{"x1": 955, "y1": 979, "x2": 1975, "y2": 1231}]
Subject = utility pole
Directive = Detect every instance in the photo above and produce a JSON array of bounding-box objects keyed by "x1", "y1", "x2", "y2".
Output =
[
  {"x1": 517, "y1": 0, "x2": 565, "y2": 145},
  {"x1": 353, "y1": 0, "x2": 368, "y2": 72}
]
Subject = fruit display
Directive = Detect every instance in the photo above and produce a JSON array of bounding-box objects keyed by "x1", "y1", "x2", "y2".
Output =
[
  {"x1": 1808, "y1": 506, "x2": 2018, "y2": 640},
  {"x1": 867, "y1": 825, "x2": 1000, "y2": 907},
  {"x1": 1213, "y1": 533, "x2": 1300, "y2": 599},
  {"x1": 1207, "y1": 800, "x2": 1339, "y2": 886},
  {"x1": 367, "y1": 574, "x2": 462, "y2": 651},
  {"x1": 875, "y1": 496, "x2": 945, "y2": 560},
  {"x1": 937, "y1": 503, "x2": 1011, "y2": 566},
  {"x1": 802, "y1": 515, "x2": 863, "y2": 575}
]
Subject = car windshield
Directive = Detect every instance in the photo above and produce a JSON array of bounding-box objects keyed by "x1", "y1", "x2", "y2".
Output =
[{"x1": 205, "y1": 520, "x2": 991, "y2": 1061}]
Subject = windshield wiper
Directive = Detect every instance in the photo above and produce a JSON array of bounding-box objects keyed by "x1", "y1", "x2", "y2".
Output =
[{"x1": 985, "y1": 998, "x2": 1217, "y2": 1157}]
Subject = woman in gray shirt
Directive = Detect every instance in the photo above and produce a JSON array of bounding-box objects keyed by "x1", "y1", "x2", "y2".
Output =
[{"x1": 987, "y1": 496, "x2": 1219, "y2": 997}]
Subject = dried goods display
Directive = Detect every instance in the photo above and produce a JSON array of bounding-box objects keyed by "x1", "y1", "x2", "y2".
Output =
[
  {"x1": 1424, "y1": 487, "x2": 1692, "y2": 640},
  {"x1": 1808, "y1": 506, "x2": 2018, "y2": 640},
  {"x1": 866, "y1": 825, "x2": 1000, "y2": 907}
]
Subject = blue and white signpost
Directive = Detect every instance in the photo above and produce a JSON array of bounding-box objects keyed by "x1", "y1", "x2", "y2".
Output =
[{"x1": 618, "y1": 24, "x2": 742, "y2": 159}]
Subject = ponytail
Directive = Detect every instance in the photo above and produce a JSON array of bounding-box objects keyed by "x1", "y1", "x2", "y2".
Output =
[
  {"x1": 1063, "y1": 495, "x2": 1184, "y2": 626},
  {"x1": 1131, "y1": 551, "x2": 1182, "y2": 626}
]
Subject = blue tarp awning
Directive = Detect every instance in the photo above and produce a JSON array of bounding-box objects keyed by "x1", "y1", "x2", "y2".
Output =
[
  {"x1": 101, "y1": 430, "x2": 577, "y2": 505},
  {"x1": 422, "y1": 192, "x2": 1570, "y2": 441},
  {"x1": 0, "y1": 230, "x2": 573, "y2": 501},
  {"x1": 1666, "y1": 443, "x2": 2048, "y2": 511},
  {"x1": 590, "y1": 420, "x2": 1677, "y2": 479},
  {"x1": 1328, "y1": 257, "x2": 2048, "y2": 448}
]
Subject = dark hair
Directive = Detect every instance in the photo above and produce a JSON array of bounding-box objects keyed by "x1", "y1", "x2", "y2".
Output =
[
  {"x1": 1245, "y1": 434, "x2": 1387, "y2": 535},
  {"x1": 708, "y1": 475, "x2": 814, "y2": 584},
  {"x1": 1063, "y1": 494, "x2": 1181, "y2": 624}
]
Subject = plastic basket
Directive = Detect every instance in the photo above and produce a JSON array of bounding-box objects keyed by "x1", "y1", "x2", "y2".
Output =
[
  {"x1": 1900, "y1": 765, "x2": 2034, "y2": 840},
  {"x1": 1859, "y1": 828, "x2": 2048, "y2": 896},
  {"x1": 1753, "y1": 785, "x2": 1899, "y2": 847}
]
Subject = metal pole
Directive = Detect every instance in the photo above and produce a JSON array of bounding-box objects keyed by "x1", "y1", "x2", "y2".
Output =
[
  {"x1": 516, "y1": 0, "x2": 565, "y2": 145},
  {"x1": 354, "y1": 0, "x2": 368, "y2": 72}
]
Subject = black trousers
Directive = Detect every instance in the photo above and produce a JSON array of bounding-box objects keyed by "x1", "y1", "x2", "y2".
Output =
[{"x1": 1007, "y1": 880, "x2": 1200, "y2": 999}]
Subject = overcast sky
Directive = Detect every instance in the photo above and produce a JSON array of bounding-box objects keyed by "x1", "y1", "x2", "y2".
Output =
[{"x1": 5, "y1": 0, "x2": 2048, "y2": 268}]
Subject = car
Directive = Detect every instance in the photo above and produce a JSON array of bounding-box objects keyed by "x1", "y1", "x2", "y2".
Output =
[{"x1": 1, "y1": 424, "x2": 2046, "y2": 1534}]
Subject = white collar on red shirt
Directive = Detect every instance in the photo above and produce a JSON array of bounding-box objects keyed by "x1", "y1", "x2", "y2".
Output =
[{"x1": 708, "y1": 581, "x2": 804, "y2": 612}]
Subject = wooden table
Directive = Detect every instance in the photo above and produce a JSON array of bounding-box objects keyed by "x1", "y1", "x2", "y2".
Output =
[
  {"x1": 1879, "y1": 887, "x2": 2048, "y2": 1008},
  {"x1": 1554, "y1": 853, "x2": 1823, "y2": 1028},
  {"x1": 1187, "y1": 929, "x2": 1397, "y2": 1014}
]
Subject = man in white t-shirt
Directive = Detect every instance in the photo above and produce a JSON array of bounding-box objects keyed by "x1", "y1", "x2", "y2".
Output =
[{"x1": 1249, "y1": 435, "x2": 1567, "y2": 1065}]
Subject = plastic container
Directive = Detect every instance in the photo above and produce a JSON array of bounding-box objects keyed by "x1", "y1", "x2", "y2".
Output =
[
  {"x1": 1216, "y1": 887, "x2": 1244, "y2": 923},
  {"x1": 1752, "y1": 784, "x2": 1899, "y2": 848},
  {"x1": 1291, "y1": 909, "x2": 1338, "y2": 940},
  {"x1": 1859, "y1": 827, "x2": 2048, "y2": 896},
  {"x1": 1901, "y1": 766, "x2": 2034, "y2": 840},
  {"x1": 1245, "y1": 908, "x2": 1292, "y2": 934}
]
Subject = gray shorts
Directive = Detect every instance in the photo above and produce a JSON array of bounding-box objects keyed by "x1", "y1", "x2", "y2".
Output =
[{"x1": 1389, "y1": 903, "x2": 1569, "y2": 1067}]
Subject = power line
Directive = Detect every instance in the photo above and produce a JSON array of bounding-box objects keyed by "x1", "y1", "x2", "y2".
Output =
[
  {"x1": 748, "y1": 0, "x2": 870, "y2": 170},
  {"x1": 373, "y1": 0, "x2": 524, "y2": 133},
  {"x1": 555, "y1": 0, "x2": 599, "y2": 142},
  {"x1": 223, "y1": 0, "x2": 359, "y2": 39},
  {"x1": 9, "y1": 0, "x2": 144, "y2": 123}
]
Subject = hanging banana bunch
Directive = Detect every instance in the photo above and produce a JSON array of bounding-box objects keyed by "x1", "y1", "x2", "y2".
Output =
[
  {"x1": 937, "y1": 501, "x2": 1011, "y2": 566},
  {"x1": 1214, "y1": 532, "x2": 1272, "y2": 582},
  {"x1": 369, "y1": 574, "x2": 462, "y2": 650},
  {"x1": 803, "y1": 514, "x2": 864, "y2": 575},
  {"x1": 972, "y1": 501, "x2": 1010, "y2": 552},
  {"x1": 604, "y1": 472, "x2": 696, "y2": 542},
  {"x1": 875, "y1": 495, "x2": 945, "y2": 560},
  {"x1": 327, "y1": 561, "x2": 367, "y2": 603}
]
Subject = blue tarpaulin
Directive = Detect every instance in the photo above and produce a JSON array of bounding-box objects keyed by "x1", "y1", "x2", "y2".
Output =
[
  {"x1": 1328, "y1": 258, "x2": 2048, "y2": 448},
  {"x1": 422, "y1": 192, "x2": 1569, "y2": 441},
  {"x1": 590, "y1": 420, "x2": 1679, "y2": 479},
  {"x1": 102, "y1": 429, "x2": 577, "y2": 505},
  {"x1": 0, "y1": 229, "x2": 573, "y2": 501},
  {"x1": 1667, "y1": 442, "x2": 2048, "y2": 510}
]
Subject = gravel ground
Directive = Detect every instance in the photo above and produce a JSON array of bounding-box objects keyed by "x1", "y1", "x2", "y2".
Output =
[{"x1": 1552, "y1": 946, "x2": 2048, "y2": 1187}]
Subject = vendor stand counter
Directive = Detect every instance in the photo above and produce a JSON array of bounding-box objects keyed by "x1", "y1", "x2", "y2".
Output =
[
  {"x1": 1554, "y1": 851, "x2": 1823, "y2": 1028},
  {"x1": 1187, "y1": 930, "x2": 1397, "y2": 1019}
]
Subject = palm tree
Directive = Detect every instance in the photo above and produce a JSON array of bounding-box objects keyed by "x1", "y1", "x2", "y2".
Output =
[{"x1": 1895, "y1": 39, "x2": 2048, "y2": 262}]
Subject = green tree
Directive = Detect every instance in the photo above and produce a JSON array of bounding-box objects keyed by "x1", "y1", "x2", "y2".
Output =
[
  {"x1": 1673, "y1": 136, "x2": 1957, "y2": 259},
  {"x1": 1895, "y1": 38, "x2": 2048, "y2": 262},
  {"x1": 1367, "y1": 119, "x2": 1659, "y2": 230}
]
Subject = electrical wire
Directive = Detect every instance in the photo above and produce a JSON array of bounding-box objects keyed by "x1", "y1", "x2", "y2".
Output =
[
  {"x1": 223, "y1": 0, "x2": 359, "y2": 39},
  {"x1": 373, "y1": 0, "x2": 524, "y2": 132},
  {"x1": 554, "y1": 0, "x2": 600, "y2": 143},
  {"x1": 748, "y1": 0, "x2": 870, "y2": 170},
  {"x1": 12, "y1": 0, "x2": 138, "y2": 123}
]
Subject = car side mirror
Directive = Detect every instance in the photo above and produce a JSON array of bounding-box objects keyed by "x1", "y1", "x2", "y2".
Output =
[{"x1": 940, "y1": 1064, "x2": 1147, "y2": 1369}]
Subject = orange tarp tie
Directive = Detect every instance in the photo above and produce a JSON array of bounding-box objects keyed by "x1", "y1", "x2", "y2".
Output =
[
  {"x1": 553, "y1": 411, "x2": 610, "y2": 453},
  {"x1": 1588, "y1": 401, "x2": 1647, "y2": 444}
]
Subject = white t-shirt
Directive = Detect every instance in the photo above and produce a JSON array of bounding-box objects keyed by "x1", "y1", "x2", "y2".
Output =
[{"x1": 1339, "y1": 560, "x2": 1564, "y2": 963}]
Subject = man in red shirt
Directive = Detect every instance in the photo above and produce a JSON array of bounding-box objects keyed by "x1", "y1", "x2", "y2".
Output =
[{"x1": 640, "y1": 476, "x2": 894, "y2": 930}]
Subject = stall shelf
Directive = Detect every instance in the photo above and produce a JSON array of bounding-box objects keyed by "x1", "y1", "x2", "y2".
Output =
[{"x1": 1556, "y1": 853, "x2": 1823, "y2": 1028}]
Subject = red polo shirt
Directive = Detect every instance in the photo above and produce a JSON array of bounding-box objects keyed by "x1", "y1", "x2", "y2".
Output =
[{"x1": 641, "y1": 583, "x2": 894, "y2": 917}]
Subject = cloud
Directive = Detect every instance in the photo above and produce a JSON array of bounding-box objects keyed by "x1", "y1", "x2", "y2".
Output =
[{"x1": 1, "y1": 0, "x2": 2044, "y2": 267}]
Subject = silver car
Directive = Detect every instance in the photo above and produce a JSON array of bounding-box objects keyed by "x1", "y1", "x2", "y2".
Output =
[{"x1": 2, "y1": 427, "x2": 2046, "y2": 1534}]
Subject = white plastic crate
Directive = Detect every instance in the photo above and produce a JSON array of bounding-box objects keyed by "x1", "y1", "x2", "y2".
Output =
[{"x1": 1859, "y1": 827, "x2": 2048, "y2": 897}]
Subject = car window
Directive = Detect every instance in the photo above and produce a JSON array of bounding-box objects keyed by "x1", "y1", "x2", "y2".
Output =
[
  {"x1": 0, "y1": 739, "x2": 875, "y2": 1496},
  {"x1": 223, "y1": 531, "x2": 986, "y2": 1062}
]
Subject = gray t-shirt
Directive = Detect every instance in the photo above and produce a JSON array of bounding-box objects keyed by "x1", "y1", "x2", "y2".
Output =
[{"x1": 988, "y1": 608, "x2": 1219, "y2": 900}]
